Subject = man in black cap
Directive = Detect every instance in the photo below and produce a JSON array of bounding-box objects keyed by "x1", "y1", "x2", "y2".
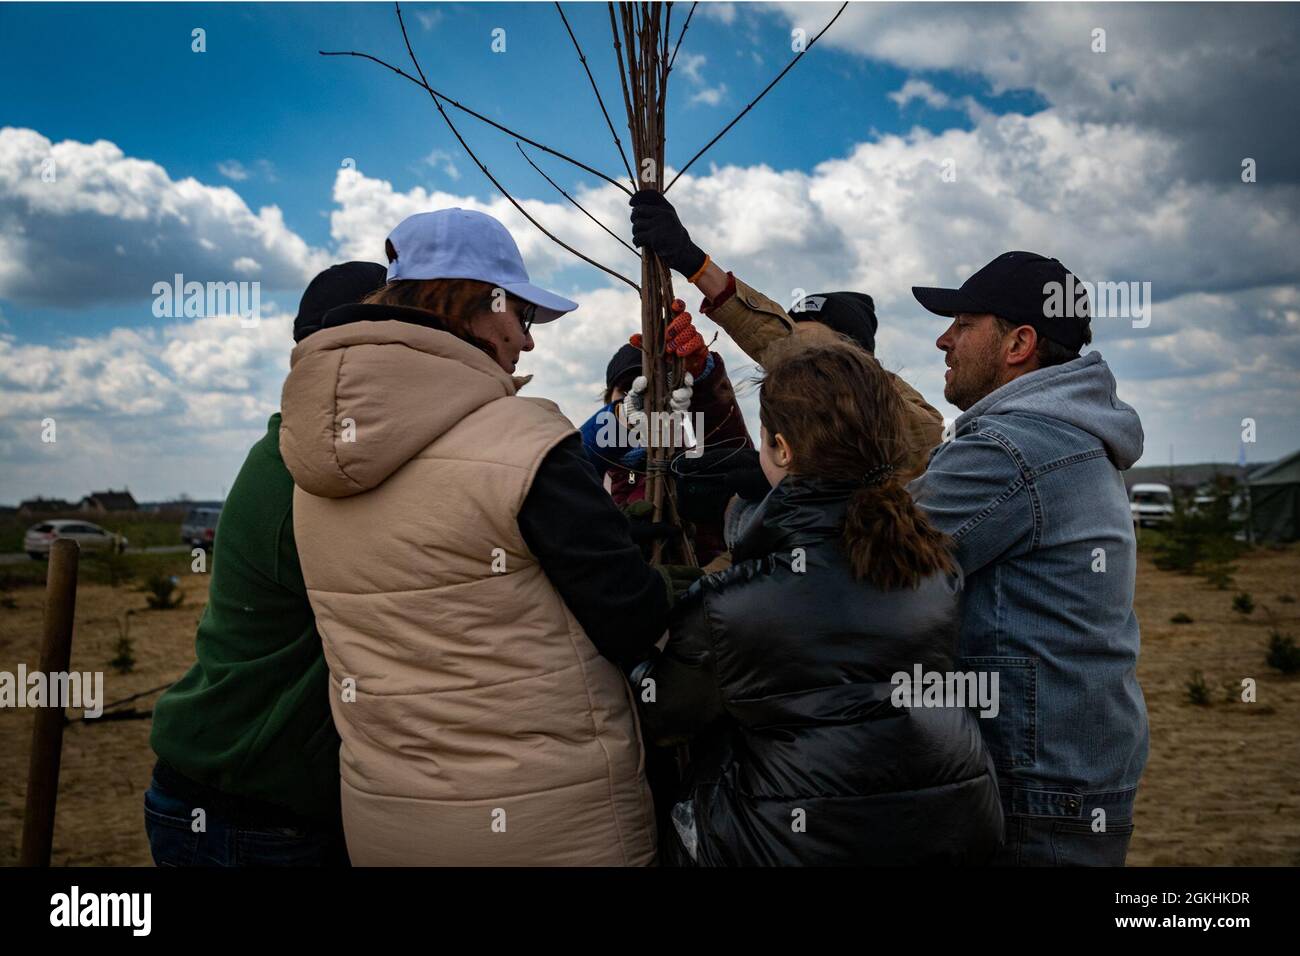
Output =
[
  {"x1": 912, "y1": 251, "x2": 1097, "y2": 409},
  {"x1": 632, "y1": 185, "x2": 1151, "y2": 865},
  {"x1": 628, "y1": 190, "x2": 942, "y2": 482},
  {"x1": 908, "y1": 252, "x2": 1149, "y2": 866},
  {"x1": 148, "y1": 262, "x2": 386, "y2": 867}
]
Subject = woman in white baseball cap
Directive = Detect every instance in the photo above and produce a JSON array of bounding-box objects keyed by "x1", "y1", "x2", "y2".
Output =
[
  {"x1": 278, "y1": 208, "x2": 687, "y2": 866},
  {"x1": 364, "y1": 207, "x2": 580, "y2": 373}
]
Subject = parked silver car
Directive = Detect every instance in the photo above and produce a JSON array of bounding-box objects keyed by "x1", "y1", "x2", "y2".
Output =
[{"x1": 24, "y1": 520, "x2": 128, "y2": 559}]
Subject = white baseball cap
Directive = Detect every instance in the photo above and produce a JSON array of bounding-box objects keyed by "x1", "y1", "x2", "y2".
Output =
[{"x1": 385, "y1": 208, "x2": 578, "y2": 323}]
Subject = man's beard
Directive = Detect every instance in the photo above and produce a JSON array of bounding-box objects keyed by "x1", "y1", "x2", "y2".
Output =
[{"x1": 943, "y1": 339, "x2": 1005, "y2": 411}]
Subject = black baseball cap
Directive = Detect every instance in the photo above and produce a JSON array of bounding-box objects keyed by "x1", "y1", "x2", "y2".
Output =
[
  {"x1": 790, "y1": 292, "x2": 878, "y2": 354},
  {"x1": 912, "y1": 251, "x2": 1090, "y2": 352},
  {"x1": 294, "y1": 261, "x2": 389, "y2": 342}
]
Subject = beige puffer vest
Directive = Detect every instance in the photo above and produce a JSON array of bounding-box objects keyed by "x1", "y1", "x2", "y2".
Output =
[{"x1": 279, "y1": 319, "x2": 656, "y2": 866}]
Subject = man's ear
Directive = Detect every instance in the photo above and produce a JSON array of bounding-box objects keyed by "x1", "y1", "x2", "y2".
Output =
[{"x1": 1005, "y1": 325, "x2": 1039, "y2": 368}]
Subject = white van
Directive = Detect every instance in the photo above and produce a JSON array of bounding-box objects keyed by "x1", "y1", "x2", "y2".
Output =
[
  {"x1": 1130, "y1": 483, "x2": 1175, "y2": 528},
  {"x1": 181, "y1": 507, "x2": 222, "y2": 550}
]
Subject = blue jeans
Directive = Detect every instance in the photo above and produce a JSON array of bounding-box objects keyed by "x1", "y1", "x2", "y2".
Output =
[
  {"x1": 144, "y1": 776, "x2": 349, "y2": 867},
  {"x1": 991, "y1": 788, "x2": 1136, "y2": 866}
]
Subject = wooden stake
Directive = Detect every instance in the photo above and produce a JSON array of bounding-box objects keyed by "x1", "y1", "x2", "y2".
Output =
[{"x1": 19, "y1": 538, "x2": 80, "y2": 867}]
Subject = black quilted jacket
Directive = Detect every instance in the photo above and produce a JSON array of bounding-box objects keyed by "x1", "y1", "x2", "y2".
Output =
[{"x1": 638, "y1": 476, "x2": 1004, "y2": 865}]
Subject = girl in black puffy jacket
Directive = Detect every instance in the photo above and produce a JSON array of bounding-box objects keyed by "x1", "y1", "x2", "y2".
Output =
[{"x1": 636, "y1": 335, "x2": 1004, "y2": 865}]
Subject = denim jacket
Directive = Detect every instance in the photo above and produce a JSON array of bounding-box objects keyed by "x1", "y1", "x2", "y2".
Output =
[{"x1": 908, "y1": 351, "x2": 1149, "y2": 820}]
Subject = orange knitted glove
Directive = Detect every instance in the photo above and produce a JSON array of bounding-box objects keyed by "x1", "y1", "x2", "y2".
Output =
[
  {"x1": 628, "y1": 300, "x2": 708, "y2": 378},
  {"x1": 664, "y1": 299, "x2": 708, "y2": 377}
]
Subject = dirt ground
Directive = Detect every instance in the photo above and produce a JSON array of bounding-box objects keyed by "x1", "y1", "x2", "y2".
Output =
[
  {"x1": 0, "y1": 573, "x2": 204, "y2": 867},
  {"x1": 1125, "y1": 542, "x2": 1300, "y2": 865},
  {"x1": 1, "y1": 547, "x2": 1297, "y2": 867}
]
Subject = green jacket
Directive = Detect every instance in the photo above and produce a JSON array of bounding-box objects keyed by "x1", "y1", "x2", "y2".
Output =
[{"x1": 150, "y1": 413, "x2": 340, "y2": 825}]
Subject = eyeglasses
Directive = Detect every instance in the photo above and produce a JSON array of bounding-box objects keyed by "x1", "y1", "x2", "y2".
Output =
[{"x1": 519, "y1": 302, "x2": 537, "y2": 337}]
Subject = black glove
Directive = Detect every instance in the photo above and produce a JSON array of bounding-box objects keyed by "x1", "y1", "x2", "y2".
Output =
[
  {"x1": 656, "y1": 564, "x2": 706, "y2": 608},
  {"x1": 723, "y1": 449, "x2": 772, "y2": 502},
  {"x1": 629, "y1": 190, "x2": 707, "y2": 278},
  {"x1": 627, "y1": 520, "x2": 678, "y2": 545},
  {"x1": 622, "y1": 500, "x2": 677, "y2": 547},
  {"x1": 673, "y1": 447, "x2": 769, "y2": 523}
]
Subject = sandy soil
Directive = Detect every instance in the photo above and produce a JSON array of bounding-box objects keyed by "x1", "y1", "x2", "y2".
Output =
[
  {"x1": 0, "y1": 575, "x2": 204, "y2": 866},
  {"x1": 1125, "y1": 543, "x2": 1300, "y2": 865},
  {"x1": 1, "y1": 548, "x2": 1297, "y2": 866}
]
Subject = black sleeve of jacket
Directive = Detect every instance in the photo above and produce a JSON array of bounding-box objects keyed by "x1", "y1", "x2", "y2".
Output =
[
  {"x1": 636, "y1": 591, "x2": 726, "y2": 746},
  {"x1": 518, "y1": 433, "x2": 669, "y2": 667}
]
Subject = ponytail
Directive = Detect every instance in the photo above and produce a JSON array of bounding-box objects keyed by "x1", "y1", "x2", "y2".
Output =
[
  {"x1": 759, "y1": 334, "x2": 956, "y2": 590},
  {"x1": 842, "y1": 480, "x2": 954, "y2": 590}
]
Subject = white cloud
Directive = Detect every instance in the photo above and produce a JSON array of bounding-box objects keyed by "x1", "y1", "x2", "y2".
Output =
[
  {"x1": 321, "y1": 110, "x2": 1300, "y2": 471},
  {"x1": 0, "y1": 307, "x2": 298, "y2": 501},
  {"x1": 217, "y1": 159, "x2": 249, "y2": 182},
  {"x1": 699, "y1": 3, "x2": 738, "y2": 27},
  {"x1": 217, "y1": 158, "x2": 275, "y2": 183},
  {"x1": 673, "y1": 51, "x2": 728, "y2": 107},
  {"x1": 423, "y1": 148, "x2": 461, "y2": 182},
  {"x1": 676, "y1": 52, "x2": 708, "y2": 85},
  {"x1": 888, "y1": 79, "x2": 988, "y2": 123},
  {"x1": 888, "y1": 79, "x2": 949, "y2": 111},
  {"x1": 775, "y1": 1, "x2": 1300, "y2": 180},
  {"x1": 0, "y1": 127, "x2": 330, "y2": 307},
  {"x1": 327, "y1": 164, "x2": 644, "y2": 287},
  {"x1": 690, "y1": 83, "x2": 728, "y2": 107},
  {"x1": 3, "y1": 90, "x2": 1299, "y2": 502}
]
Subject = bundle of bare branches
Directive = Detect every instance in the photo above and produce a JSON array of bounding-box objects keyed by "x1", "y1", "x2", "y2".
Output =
[
  {"x1": 609, "y1": 2, "x2": 693, "y2": 565},
  {"x1": 322, "y1": 1, "x2": 849, "y2": 567}
]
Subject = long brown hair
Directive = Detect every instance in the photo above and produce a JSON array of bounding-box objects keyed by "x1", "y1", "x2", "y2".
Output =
[
  {"x1": 360, "y1": 275, "x2": 502, "y2": 359},
  {"x1": 759, "y1": 336, "x2": 954, "y2": 590}
]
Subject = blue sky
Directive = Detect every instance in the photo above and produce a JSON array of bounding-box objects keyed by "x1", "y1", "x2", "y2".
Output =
[
  {"x1": 1, "y1": 2, "x2": 1297, "y2": 503},
  {"x1": 1, "y1": 1, "x2": 1037, "y2": 341}
]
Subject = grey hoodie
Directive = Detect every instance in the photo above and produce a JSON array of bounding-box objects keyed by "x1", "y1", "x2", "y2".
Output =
[
  {"x1": 955, "y1": 351, "x2": 1144, "y2": 469},
  {"x1": 908, "y1": 350, "x2": 1150, "y2": 818}
]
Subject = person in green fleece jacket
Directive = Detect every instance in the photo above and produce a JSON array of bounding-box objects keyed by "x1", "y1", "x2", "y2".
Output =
[{"x1": 146, "y1": 261, "x2": 387, "y2": 866}]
